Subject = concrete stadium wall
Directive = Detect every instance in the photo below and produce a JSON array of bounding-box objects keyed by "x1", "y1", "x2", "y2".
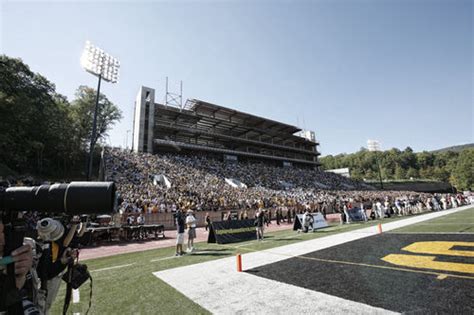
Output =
[{"x1": 371, "y1": 181, "x2": 454, "y2": 193}]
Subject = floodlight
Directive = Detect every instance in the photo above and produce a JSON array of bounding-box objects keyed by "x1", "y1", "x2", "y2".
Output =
[
  {"x1": 80, "y1": 41, "x2": 120, "y2": 83},
  {"x1": 80, "y1": 40, "x2": 121, "y2": 180},
  {"x1": 366, "y1": 139, "x2": 384, "y2": 188},
  {"x1": 367, "y1": 139, "x2": 381, "y2": 152}
]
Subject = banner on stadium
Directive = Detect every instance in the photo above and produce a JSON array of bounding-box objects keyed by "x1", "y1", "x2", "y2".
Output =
[
  {"x1": 293, "y1": 212, "x2": 328, "y2": 231},
  {"x1": 347, "y1": 208, "x2": 366, "y2": 221},
  {"x1": 208, "y1": 219, "x2": 256, "y2": 244}
]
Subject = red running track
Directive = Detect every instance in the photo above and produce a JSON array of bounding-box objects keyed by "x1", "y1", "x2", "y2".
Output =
[{"x1": 79, "y1": 222, "x2": 294, "y2": 261}]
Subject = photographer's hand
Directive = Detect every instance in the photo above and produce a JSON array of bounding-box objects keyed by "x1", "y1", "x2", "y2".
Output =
[
  {"x1": 60, "y1": 248, "x2": 79, "y2": 265},
  {"x1": 11, "y1": 244, "x2": 33, "y2": 289},
  {"x1": 0, "y1": 223, "x2": 33, "y2": 289}
]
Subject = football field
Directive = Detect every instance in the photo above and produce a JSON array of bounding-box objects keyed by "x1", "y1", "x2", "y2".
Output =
[{"x1": 52, "y1": 206, "x2": 474, "y2": 314}]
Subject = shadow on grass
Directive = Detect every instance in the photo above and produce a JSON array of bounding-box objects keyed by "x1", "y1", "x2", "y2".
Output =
[
  {"x1": 272, "y1": 238, "x2": 302, "y2": 241},
  {"x1": 86, "y1": 237, "x2": 169, "y2": 248},
  {"x1": 204, "y1": 248, "x2": 233, "y2": 252},
  {"x1": 189, "y1": 252, "x2": 229, "y2": 257},
  {"x1": 460, "y1": 226, "x2": 474, "y2": 233}
]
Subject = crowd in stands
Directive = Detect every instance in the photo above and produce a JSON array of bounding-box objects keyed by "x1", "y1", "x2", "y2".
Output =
[{"x1": 105, "y1": 148, "x2": 471, "y2": 219}]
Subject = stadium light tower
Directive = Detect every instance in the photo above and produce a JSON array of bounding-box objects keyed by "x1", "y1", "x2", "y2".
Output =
[
  {"x1": 367, "y1": 140, "x2": 384, "y2": 189},
  {"x1": 80, "y1": 41, "x2": 120, "y2": 180}
]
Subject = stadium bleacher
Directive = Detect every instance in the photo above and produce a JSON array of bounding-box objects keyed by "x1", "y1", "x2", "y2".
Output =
[{"x1": 104, "y1": 148, "x2": 448, "y2": 221}]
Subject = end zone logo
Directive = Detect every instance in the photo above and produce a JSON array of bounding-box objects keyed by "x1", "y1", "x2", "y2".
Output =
[{"x1": 382, "y1": 241, "x2": 474, "y2": 274}]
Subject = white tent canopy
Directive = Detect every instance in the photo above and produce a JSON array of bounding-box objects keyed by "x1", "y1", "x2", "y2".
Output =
[
  {"x1": 153, "y1": 174, "x2": 172, "y2": 188},
  {"x1": 225, "y1": 178, "x2": 247, "y2": 189}
]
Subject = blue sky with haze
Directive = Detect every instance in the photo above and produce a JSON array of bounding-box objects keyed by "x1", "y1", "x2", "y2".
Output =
[{"x1": 1, "y1": 0, "x2": 472, "y2": 155}]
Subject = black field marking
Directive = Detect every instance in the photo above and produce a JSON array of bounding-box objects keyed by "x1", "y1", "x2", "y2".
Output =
[{"x1": 247, "y1": 234, "x2": 474, "y2": 314}]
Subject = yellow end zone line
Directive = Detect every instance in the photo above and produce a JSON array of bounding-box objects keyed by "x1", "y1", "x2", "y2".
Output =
[{"x1": 230, "y1": 245, "x2": 474, "y2": 281}]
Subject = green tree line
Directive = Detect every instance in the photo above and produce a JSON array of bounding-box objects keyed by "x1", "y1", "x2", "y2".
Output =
[
  {"x1": 0, "y1": 55, "x2": 122, "y2": 179},
  {"x1": 320, "y1": 147, "x2": 474, "y2": 190}
]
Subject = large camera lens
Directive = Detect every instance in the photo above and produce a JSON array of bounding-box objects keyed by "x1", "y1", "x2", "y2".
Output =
[{"x1": 2, "y1": 182, "x2": 117, "y2": 214}]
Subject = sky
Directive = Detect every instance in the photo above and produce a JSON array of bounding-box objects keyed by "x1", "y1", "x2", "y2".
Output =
[{"x1": 0, "y1": 0, "x2": 472, "y2": 156}]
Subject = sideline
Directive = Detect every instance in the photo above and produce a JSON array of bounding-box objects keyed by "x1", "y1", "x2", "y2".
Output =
[
  {"x1": 90, "y1": 263, "x2": 135, "y2": 273},
  {"x1": 150, "y1": 256, "x2": 178, "y2": 262},
  {"x1": 414, "y1": 223, "x2": 474, "y2": 225},
  {"x1": 153, "y1": 205, "x2": 473, "y2": 315},
  {"x1": 388, "y1": 231, "x2": 474, "y2": 235}
]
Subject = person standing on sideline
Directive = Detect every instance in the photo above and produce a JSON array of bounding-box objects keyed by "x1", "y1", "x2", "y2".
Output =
[
  {"x1": 376, "y1": 200, "x2": 384, "y2": 219},
  {"x1": 303, "y1": 210, "x2": 314, "y2": 233},
  {"x1": 343, "y1": 203, "x2": 351, "y2": 224},
  {"x1": 185, "y1": 210, "x2": 197, "y2": 253},
  {"x1": 360, "y1": 202, "x2": 368, "y2": 222},
  {"x1": 255, "y1": 209, "x2": 265, "y2": 241},
  {"x1": 204, "y1": 212, "x2": 211, "y2": 231},
  {"x1": 175, "y1": 209, "x2": 185, "y2": 256}
]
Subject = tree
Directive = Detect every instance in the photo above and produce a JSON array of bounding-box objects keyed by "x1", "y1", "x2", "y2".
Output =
[
  {"x1": 451, "y1": 149, "x2": 474, "y2": 190},
  {"x1": 417, "y1": 151, "x2": 435, "y2": 169},
  {"x1": 394, "y1": 165, "x2": 406, "y2": 180},
  {"x1": 432, "y1": 167, "x2": 449, "y2": 182},
  {"x1": 406, "y1": 167, "x2": 419, "y2": 179},
  {"x1": 0, "y1": 55, "x2": 76, "y2": 175},
  {"x1": 70, "y1": 86, "x2": 123, "y2": 149},
  {"x1": 0, "y1": 55, "x2": 122, "y2": 179},
  {"x1": 318, "y1": 144, "x2": 471, "y2": 187}
]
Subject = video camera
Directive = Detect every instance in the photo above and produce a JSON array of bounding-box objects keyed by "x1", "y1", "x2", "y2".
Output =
[{"x1": 0, "y1": 181, "x2": 118, "y2": 314}]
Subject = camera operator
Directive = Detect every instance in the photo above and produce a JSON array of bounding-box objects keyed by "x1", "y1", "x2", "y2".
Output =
[
  {"x1": 1, "y1": 181, "x2": 117, "y2": 314},
  {"x1": 36, "y1": 217, "x2": 83, "y2": 314},
  {"x1": 0, "y1": 222, "x2": 37, "y2": 314}
]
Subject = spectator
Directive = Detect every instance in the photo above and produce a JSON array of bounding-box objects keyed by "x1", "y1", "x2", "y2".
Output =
[
  {"x1": 185, "y1": 210, "x2": 197, "y2": 253},
  {"x1": 255, "y1": 210, "x2": 265, "y2": 241},
  {"x1": 104, "y1": 148, "x2": 440, "y2": 223},
  {"x1": 175, "y1": 210, "x2": 185, "y2": 256},
  {"x1": 204, "y1": 212, "x2": 211, "y2": 231}
]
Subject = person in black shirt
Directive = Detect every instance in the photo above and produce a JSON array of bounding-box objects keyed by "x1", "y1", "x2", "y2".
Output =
[
  {"x1": 255, "y1": 210, "x2": 265, "y2": 241},
  {"x1": 204, "y1": 213, "x2": 211, "y2": 231},
  {"x1": 175, "y1": 210, "x2": 185, "y2": 256}
]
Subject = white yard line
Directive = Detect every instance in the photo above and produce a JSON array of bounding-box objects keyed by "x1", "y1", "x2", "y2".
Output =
[
  {"x1": 150, "y1": 250, "x2": 227, "y2": 262},
  {"x1": 90, "y1": 263, "x2": 135, "y2": 273},
  {"x1": 150, "y1": 256, "x2": 179, "y2": 262},
  {"x1": 414, "y1": 223, "x2": 474, "y2": 225},
  {"x1": 388, "y1": 231, "x2": 474, "y2": 234},
  {"x1": 153, "y1": 205, "x2": 472, "y2": 315},
  {"x1": 72, "y1": 289, "x2": 80, "y2": 303},
  {"x1": 72, "y1": 289, "x2": 80, "y2": 315}
]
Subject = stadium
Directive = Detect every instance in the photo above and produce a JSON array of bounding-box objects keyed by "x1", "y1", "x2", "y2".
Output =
[
  {"x1": 132, "y1": 86, "x2": 320, "y2": 167},
  {"x1": 53, "y1": 86, "x2": 472, "y2": 314},
  {"x1": 1, "y1": 2, "x2": 472, "y2": 313},
  {"x1": 1, "y1": 77, "x2": 473, "y2": 315}
]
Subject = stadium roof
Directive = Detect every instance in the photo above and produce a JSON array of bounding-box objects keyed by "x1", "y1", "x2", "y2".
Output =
[{"x1": 185, "y1": 99, "x2": 301, "y2": 135}]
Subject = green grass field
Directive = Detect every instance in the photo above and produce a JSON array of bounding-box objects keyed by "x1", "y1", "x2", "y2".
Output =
[
  {"x1": 50, "y1": 207, "x2": 473, "y2": 314},
  {"x1": 390, "y1": 207, "x2": 474, "y2": 233}
]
